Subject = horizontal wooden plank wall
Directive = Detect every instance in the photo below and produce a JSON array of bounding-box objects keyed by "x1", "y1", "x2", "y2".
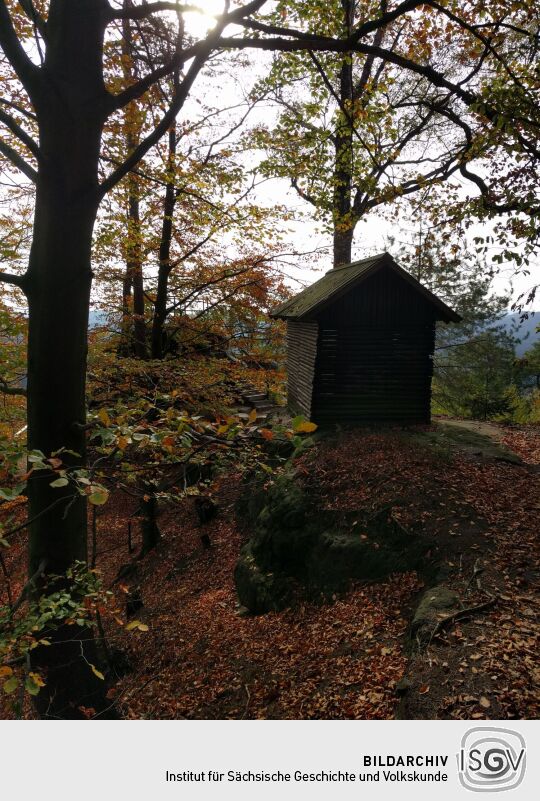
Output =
[
  {"x1": 286, "y1": 320, "x2": 318, "y2": 417},
  {"x1": 312, "y1": 323, "x2": 436, "y2": 423}
]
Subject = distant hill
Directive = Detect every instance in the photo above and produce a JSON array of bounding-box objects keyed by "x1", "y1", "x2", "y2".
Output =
[
  {"x1": 88, "y1": 309, "x2": 539, "y2": 354},
  {"x1": 500, "y1": 313, "x2": 539, "y2": 356}
]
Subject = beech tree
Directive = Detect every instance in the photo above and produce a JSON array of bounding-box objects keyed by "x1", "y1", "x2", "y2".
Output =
[
  {"x1": 251, "y1": 1, "x2": 540, "y2": 266},
  {"x1": 251, "y1": 0, "x2": 465, "y2": 266},
  {"x1": 0, "y1": 0, "x2": 538, "y2": 717}
]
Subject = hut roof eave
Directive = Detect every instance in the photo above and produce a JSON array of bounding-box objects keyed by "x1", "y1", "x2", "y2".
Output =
[{"x1": 270, "y1": 252, "x2": 462, "y2": 324}]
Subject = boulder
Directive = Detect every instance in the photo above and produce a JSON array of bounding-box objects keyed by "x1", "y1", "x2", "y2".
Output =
[
  {"x1": 234, "y1": 543, "x2": 294, "y2": 615},
  {"x1": 234, "y1": 470, "x2": 428, "y2": 614}
]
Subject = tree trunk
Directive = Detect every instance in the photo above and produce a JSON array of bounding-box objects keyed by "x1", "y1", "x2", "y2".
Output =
[
  {"x1": 26, "y1": 194, "x2": 95, "y2": 577},
  {"x1": 139, "y1": 492, "x2": 161, "y2": 557},
  {"x1": 25, "y1": 160, "x2": 116, "y2": 719},
  {"x1": 332, "y1": 2, "x2": 355, "y2": 268},
  {"x1": 122, "y1": 5, "x2": 147, "y2": 359},
  {"x1": 151, "y1": 125, "x2": 177, "y2": 359},
  {"x1": 333, "y1": 226, "x2": 354, "y2": 267},
  {"x1": 23, "y1": 0, "x2": 116, "y2": 718},
  {"x1": 127, "y1": 184, "x2": 148, "y2": 358}
]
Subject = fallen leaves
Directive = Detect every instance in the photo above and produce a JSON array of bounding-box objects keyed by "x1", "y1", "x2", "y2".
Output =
[{"x1": 2, "y1": 424, "x2": 538, "y2": 720}]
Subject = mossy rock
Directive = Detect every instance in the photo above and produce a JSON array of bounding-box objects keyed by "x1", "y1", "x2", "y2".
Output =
[
  {"x1": 251, "y1": 522, "x2": 319, "y2": 575},
  {"x1": 234, "y1": 543, "x2": 294, "y2": 614},
  {"x1": 256, "y1": 472, "x2": 308, "y2": 532},
  {"x1": 234, "y1": 471, "x2": 429, "y2": 614},
  {"x1": 250, "y1": 474, "x2": 319, "y2": 573},
  {"x1": 307, "y1": 520, "x2": 424, "y2": 591},
  {"x1": 411, "y1": 585, "x2": 460, "y2": 636}
]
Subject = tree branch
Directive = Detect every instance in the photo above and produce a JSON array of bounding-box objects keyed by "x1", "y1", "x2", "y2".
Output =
[
  {"x1": 0, "y1": 137, "x2": 37, "y2": 182},
  {"x1": 18, "y1": 0, "x2": 47, "y2": 39},
  {"x1": 0, "y1": 270, "x2": 28, "y2": 290},
  {"x1": 0, "y1": 0, "x2": 42, "y2": 98},
  {"x1": 240, "y1": 1, "x2": 426, "y2": 46},
  {"x1": 100, "y1": 54, "x2": 206, "y2": 194},
  {"x1": 108, "y1": 1, "x2": 201, "y2": 20},
  {"x1": 0, "y1": 376, "x2": 27, "y2": 397},
  {"x1": 108, "y1": 0, "x2": 267, "y2": 111},
  {"x1": 212, "y1": 33, "x2": 540, "y2": 162},
  {"x1": 101, "y1": 1, "x2": 264, "y2": 193},
  {"x1": 0, "y1": 108, "x2": 40, "y2": 158},
  {"x1": 0, "y1": 98, "x2": 37, "y2": 122}
]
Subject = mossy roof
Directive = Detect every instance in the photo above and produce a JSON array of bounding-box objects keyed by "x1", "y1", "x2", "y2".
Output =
[{"x1": 270, "y1": 252, "x2": 461, "y2": 323}]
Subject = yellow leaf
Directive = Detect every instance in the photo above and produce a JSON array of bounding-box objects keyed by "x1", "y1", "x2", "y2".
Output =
[
  {"x1": 117, "y1": 436, "x2": 128, "y2": 450},
  {"x1": 295, "y1": 421, "x2": 317, "y2": 433},
  {"x1": 98, "y1": 409, "x2": 111, "y2": 427},
  {"x1": 248, "y1": 408, "x2": 258, "y2": 423},
  {"x1": 29, "y1": 671, "x2": 45, "y2": 688},
  {"x1": 126, "y1": 620, "x2": 148, "y2": 632},
  {"x1": 90, "y1": 664, "x2": 105, "y2": 681},
  {"x1": 0, "y1": 666, "x2": 13, "y2": 678}
]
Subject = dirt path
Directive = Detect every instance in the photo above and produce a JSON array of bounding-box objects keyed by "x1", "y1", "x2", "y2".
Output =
[
  {"x1": 438, "y1": 418, "x2": 506, "y2": 441},
  {"x1": 432, "y1": 418, "x2": 524, "y2": 463}
]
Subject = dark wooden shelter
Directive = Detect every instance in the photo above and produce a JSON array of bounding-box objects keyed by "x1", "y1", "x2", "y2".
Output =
[{"x1": 270, "y1": 253, "x2": 461, "y2": 424}]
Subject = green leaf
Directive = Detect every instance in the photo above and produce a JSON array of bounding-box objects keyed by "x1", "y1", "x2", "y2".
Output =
[
  {"x1": 27, "y1": 450, "x2": 46, "y2": 463},
  {"x1": 3, "y1": 676, "x2": 19, "y2": 694},
  {"x1": 88, "y1": 487, "x2": 109, "y2": 505},
  {"x1": 50, "y1": 477, "x2": 69, "y2": 488},
  {"x1": 0, "y1": 485, "x2": 25, "y2": 501}
]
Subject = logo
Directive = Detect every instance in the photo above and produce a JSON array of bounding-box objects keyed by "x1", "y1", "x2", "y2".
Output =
[{"x1": 458, "y1": 727, "x2": 526, "y2": 792}]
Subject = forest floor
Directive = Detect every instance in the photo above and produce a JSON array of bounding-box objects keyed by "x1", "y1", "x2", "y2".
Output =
[{"x1": 1, "y1": 421, "x2": 539, "y2": 719}]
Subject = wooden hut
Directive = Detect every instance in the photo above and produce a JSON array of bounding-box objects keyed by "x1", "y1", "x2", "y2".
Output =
[{"x1": 270, "y1": 252, "x2": 461, "y2": 425}]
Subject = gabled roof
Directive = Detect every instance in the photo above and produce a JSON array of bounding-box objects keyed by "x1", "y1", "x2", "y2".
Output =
[{"x1": 270, "y1": 252, "x2": 461, "y2": 323}]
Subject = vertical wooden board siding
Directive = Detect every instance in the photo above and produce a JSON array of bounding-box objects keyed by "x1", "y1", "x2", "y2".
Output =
[
  {"x1": 317, "y1": 264, "x2": 437, "y2": 327},
  {"x1": 286, "y1": 320, "x2": 318, "y2": 417}
]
